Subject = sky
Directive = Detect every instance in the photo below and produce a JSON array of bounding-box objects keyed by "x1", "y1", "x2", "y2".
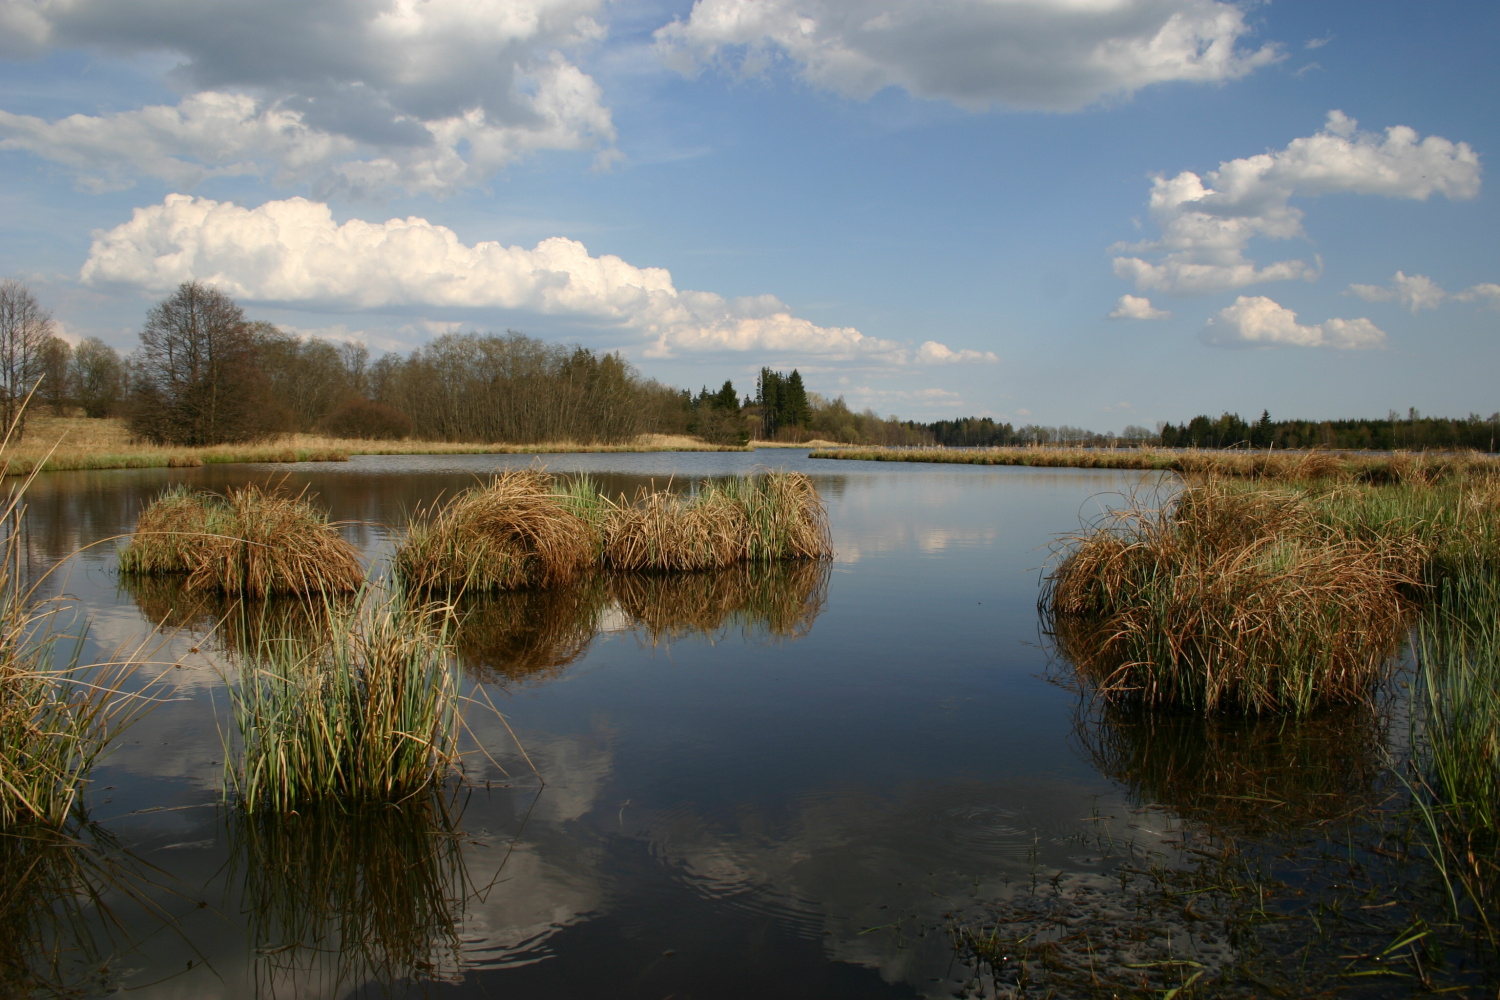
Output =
[{"x1": 1, "y1": 0, "x2": 1496, "y2": 430}]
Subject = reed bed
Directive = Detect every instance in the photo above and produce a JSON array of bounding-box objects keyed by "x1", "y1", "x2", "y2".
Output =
[
  {"x1": 395, "y1": 470, "x2": 599, "y2": 592},
  {"x1": 118, "y1": 484, "x2": 363, "y2": 597},
  {"x1": 224, "y1": 590, "x2": 464, "y2": 812},
  {"x1": 230, "y1": 799, "x2": 466, "y2": 991},
  {"x1": 812, "y1": 443, "x2": 1500, "y2": 482},
  {"x1": 1044, "y1": 479, "x2": 1425, "y2": 713},
  {"x1": 602, "y1": 472, "x2": 831, "y2": 571}
]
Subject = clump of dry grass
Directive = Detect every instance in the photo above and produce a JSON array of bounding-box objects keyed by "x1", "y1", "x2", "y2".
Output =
[
  {"x1": 394, "y1": 470, "x2": 598, "y2": 592},
  {"x1": 602, "y1": 472, "x2": 831, "y2": 571},
  {"x1": 1044, "y1": 479, "x2": 1424, "y2": 713},
  {"x1": 118, "y1": 484, "x2": 363, "y2": 597}
]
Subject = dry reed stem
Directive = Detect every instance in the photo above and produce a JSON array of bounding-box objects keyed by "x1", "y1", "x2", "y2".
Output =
[{"x1": 119, "y1": 485, "x2": 363, "y2": 597}]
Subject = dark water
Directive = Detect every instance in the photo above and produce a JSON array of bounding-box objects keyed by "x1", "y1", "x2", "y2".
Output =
[{"x1": 5, "y1": 452, "x2": 1473, "y2": 998}]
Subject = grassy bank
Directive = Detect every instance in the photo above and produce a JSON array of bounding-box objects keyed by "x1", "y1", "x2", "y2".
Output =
[
  {"x1": 810, "y1": 443, "x2": 1500, "y2": 481},
  {"x1": 0, "y1": 416, "x2": 748, "y2": 475}
]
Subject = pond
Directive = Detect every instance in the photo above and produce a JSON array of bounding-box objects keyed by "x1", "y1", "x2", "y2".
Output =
[{"x1": 7, "y1": 451, "x2": 1493, "y2": 998}]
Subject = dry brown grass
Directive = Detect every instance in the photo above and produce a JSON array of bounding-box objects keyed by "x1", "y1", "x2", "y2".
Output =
[
  {"x1": 119, "y1": 484, "x2": 363, "y2": 597},
  {"x1": 810, "y1": 443, "x2": 1500, "y2": 482},
  {"x1": 394, "y1": 470, "x2": 598, "y2": 592},
  {"x1": 602, "y1": 472, "x2": 832, "y2": 571},
  {"x1": 1044, "y1": 479, "x2": 1424, "y2": 713},
  {"x1": 0, "y1": 416, "x2": 746, "y2": 476}
]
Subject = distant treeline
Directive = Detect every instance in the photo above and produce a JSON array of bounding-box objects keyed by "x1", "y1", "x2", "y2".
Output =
[{"x1": 1158, "y1": 411, "x2": 1500, "y2": 452}]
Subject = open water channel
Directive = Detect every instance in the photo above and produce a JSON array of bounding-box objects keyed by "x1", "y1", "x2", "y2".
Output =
[{"x1": 9, "y1": 450, "x2": 1490, "y2": 998}]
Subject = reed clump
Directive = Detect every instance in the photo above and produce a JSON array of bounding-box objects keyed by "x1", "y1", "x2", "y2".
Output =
[
  {"x1": 602, "y1": 471, "x2": 831, "y2": 571},
  {"x1": 398, "y1": 470, "x2": 832, "y2": 590},
  {"x1": 395, "y1": 470, "x2": 599, "y2": 592},
  {"x1": 118, "y1": 484, "x2": 363, "y2": 597},
  {"x1": 1044, "y1": 479, "x2": 1424, "y2": 713},
  {"x1": 224, "y1": 590, "x2": 464, "y2": 812}
]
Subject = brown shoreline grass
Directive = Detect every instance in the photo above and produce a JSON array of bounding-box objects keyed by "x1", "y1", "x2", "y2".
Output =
[
  {"x1": 0, "y1": 416, "x2": 747, "y2": 475},
  {"x1": 811, "y1": 443, "x2": 1500, "y2": 482},
  {"x1": 119, "y1": 484, "x2": 363, "y2": 597}
]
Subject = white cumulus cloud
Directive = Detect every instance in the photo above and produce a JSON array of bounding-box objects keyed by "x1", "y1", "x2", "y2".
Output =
[
  {"x1": 81, "y1": 194, "x2": 991, "y2": 365},
  {"x1": 1113, "y1": 111, "x2": 1481, "y2": 295},
  {"x1": 1109, "y1": 294, "x2": 1171, "y2": 320},
  {"x1": 1202, "y1": 295, "x2": 1386, "y2": 349},
  {"x1": 0, "y1": 0, "x2": 616, "y2": 194},
  {"x1": 1349, "y1": 272, "x2": 1500, "y2": 313},
  {"x1": 655, "y1": 0, "x2": 1279, "y2": 112}
]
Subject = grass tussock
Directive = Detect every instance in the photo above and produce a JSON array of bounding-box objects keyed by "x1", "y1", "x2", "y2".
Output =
[
  {"x1": 602, "y1": 472, "x2": 832, "y2": 571},
  {"x1": 399, "y1": 470, "x2": 832, "y2": 591},
  {"x1": 118, "y1": 484, "x2": 363, "y2": 597},
  {"x1": 1044, "y1": 479, "x2": 1426, "y2": 713},
  {"x1": 395, "y1": 470, "x2": 599, "y2": 592},
  {"x1": 225, "y1": 590, "x2": 465, "y2": 812},
  {"x1": 812, "y1": 443, "x2": 1500, "y2": 482}
]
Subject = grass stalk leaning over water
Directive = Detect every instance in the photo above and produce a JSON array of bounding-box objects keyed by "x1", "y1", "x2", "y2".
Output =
[
  {"x1": 118, "y1": 484, "x2": 364, "y2": 597},
  {"x1": 224, "y1": 588, "x2": 466, "y2": 812}
]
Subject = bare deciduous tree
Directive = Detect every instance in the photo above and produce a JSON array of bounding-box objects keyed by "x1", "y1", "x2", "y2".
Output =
[
  {"x1": 71, "y1": 337, "x2": 125, "y2": 418},
  {"x1": 0, "y1": 280, "x2": 56, "y2": 438},
  {"x1": 130, "y1": 282, "x2": 270, "y2": 445}
]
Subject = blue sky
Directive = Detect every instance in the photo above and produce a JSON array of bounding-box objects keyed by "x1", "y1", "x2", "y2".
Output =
[{"x1": 2, "y1": 0, "x2": 1496, "y2": 429}]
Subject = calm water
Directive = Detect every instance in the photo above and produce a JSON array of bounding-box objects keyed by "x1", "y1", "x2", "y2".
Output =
[{"x1": 8, "y1": 452, "x2": 1457, "y2": 998}]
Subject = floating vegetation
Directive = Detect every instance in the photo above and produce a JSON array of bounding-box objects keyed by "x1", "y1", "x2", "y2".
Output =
[
  {"x1": 1044, "y1": 479, "x2": 1422, "y2": 713},
  {"x1": 118, "y1": 483, "x2": 363, "y2": 597},
  {"x1": 394, "y1": 469, "x2": 599, "y2": 592},
  {"x1": 224, "y1": 589, "x2": 467, "y2": 812},
  {"x1": 398, "y1": 470, "x2": 832, "y2": 591},
  {"x1": 230, "y1": 799, "x2": 468, "y2": 993}
]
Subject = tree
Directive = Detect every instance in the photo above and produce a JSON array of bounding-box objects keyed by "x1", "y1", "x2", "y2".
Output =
[
  {"x1": 0, "y1": 280, "x2": 56, "y2": 438},
  {"x1": 70, "y1": 338, "x2": 125, "y2": 418},
  {"x1": 129, "y1": 282, "x2": 270, "y2": 445},
  {"x1": 38, "y1": 336, "x2": 73, "y2": 414}
]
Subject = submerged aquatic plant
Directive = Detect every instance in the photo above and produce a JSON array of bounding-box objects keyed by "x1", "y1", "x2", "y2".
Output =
[
  {"x1": 118, "y1": 483, "x2": 363, "y2": 597},
  {"x1": 224, "y1": 589, "x2": 466, "y2": 812}
]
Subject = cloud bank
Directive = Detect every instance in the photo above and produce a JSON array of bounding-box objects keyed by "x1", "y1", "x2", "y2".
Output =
[
  {"x1": 0, "y1": 0, "x2": 616, "y2": 194},
  {"x1": 1348, "y1": 271, "x2": 1500, "y2": 313},
  {"x1": 655, "y1": 0, "x2": 1278, "y2": 111},
  {"x1": 1202, "y1": 295, "x2": 1385, "y2": 349},
  {"x1": 1113, "y1": 112, "x2": 1481, "y2": 295},
  {"x1": 82, "y1": 194, "x2": 995, "y2": 365}
]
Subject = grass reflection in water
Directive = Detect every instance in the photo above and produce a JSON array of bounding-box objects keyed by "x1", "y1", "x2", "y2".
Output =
[{"x1": 228, "y1": 798, "x2": 472, "y2": 995}]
